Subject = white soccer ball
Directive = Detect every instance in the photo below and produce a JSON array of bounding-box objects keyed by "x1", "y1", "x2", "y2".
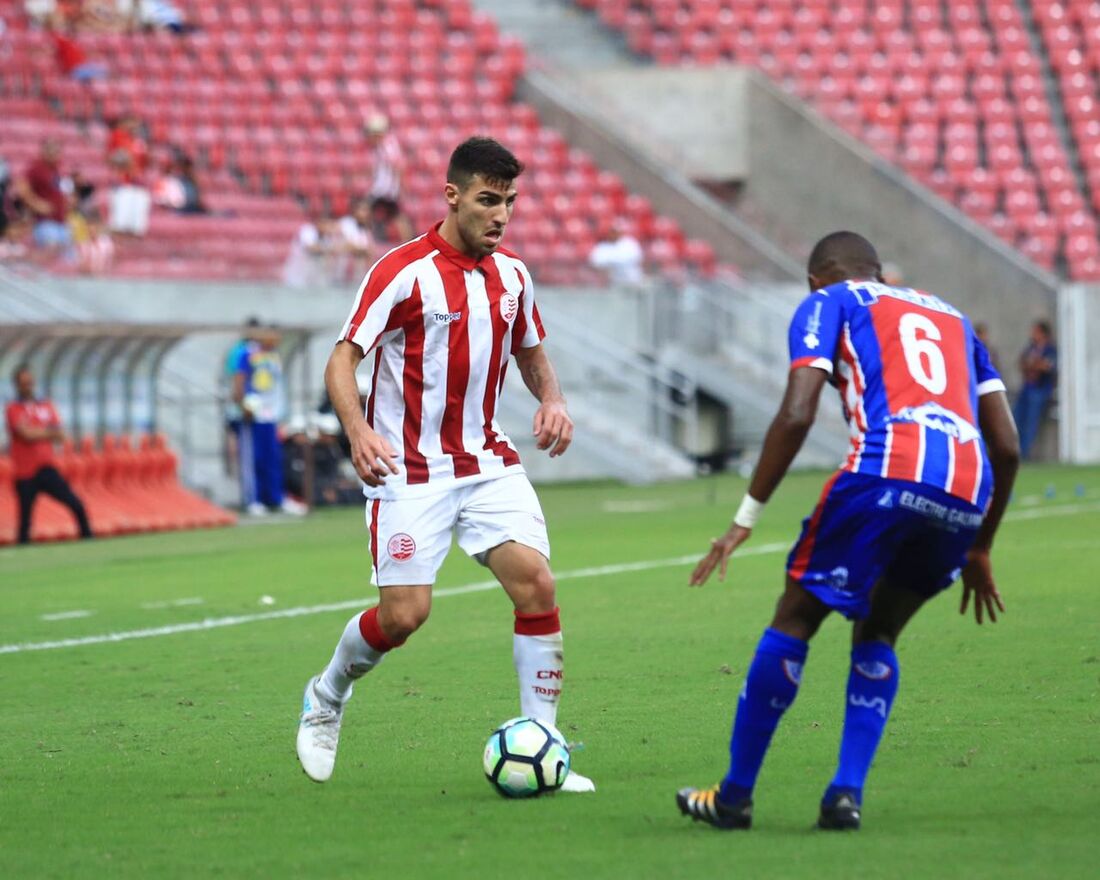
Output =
[{"x1": 483, "y1": 716, "x2": 570, "y2": 798}]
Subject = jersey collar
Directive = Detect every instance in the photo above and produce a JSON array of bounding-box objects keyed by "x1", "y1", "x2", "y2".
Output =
[{"x1": 428, "y1": 221, "x2": 493, "y2": 273}]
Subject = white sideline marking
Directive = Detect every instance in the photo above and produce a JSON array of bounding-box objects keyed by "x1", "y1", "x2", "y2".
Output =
[
  {"x1": 3, "y1": 499, "x2": 1097, "y2": 657},
  {"x1": 39, "y1": 610, "x2": 94, "y2": 622},
  {"x1": 0, "y1": 543, "x2": 789, "y2": 656},
  {"x1": 601, "y1": 500, "x2": 674, "y2": 514},
  {"x1": 1003, "y1": 501, "x2": 1100, "y2": 521},
  {"x1": 141, "y1": 597, "x2": 205, "y2": 610}
]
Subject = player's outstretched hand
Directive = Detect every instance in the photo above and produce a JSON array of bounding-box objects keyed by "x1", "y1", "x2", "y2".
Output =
[
  {"x1": 348, "y1": 423, "x2": 400, "y2": 487},
  {"x1": 960, "y1": 548, "x2": 1005, "y2": 624},
  {"x1": 533, "y1": 400, "x2": 573, "y2": 457},
  {"x1": 689, "y1": 524, "x2": 752, "y2": 587}
]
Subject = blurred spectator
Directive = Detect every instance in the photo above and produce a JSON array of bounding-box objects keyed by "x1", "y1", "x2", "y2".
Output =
[
  {"x1": 48, "y1": 13, "x2": 108, "y2": 80},
  {"x1": 282, "y1": 212, "x2": 338, "y2": 288},
  {"x1": 137, "y1": 0, "x2": 191, "y2": 34},
  {"x1": 282, "y1": 413, "x2": 362, "y2": 507},
  {"x1": 65, "y1": 168, "x2": 97, "y2": 216},
  {"x1": 14, "y1": 139, "x2": 72, "y2": 250},
  {"x1": 222, "y1": 317, "x2": 260, "y2": 475},
  {"x1": 152, "y1": 153, "x2": 205, "y2": 214},
  {"x1": 6, "y1": 363, "x2": 93, "y2": 544},
  {"x1": 1013, "y1": 320, "x2": 1058, "y2": 460},
  {"x1": 24, "y1": 1, "x2": 58, "y2": 25},
  {"x1": 0, "y1": 154, "x2": 18, "y2": 258},
  {"x1": 367, "y1": 196, "x2": 413, "y2": 249},
  {"x1": 231, "y1": 326, "x2": 306, "y2": 516},
  {"x1": 588, "y1": 219, "x2": 645, "y2": 285},
  {"x1": 106, "y1": 114, "x2": 151, "y2": 236},
  {"x1": 337, "y1": 198, "x2": 375, "y2": 281},
  {"x1": 363, "y1": 113, "x2": 405, "y2": 202},
  {"x1": 172, "y1": 155, "x2": 205, "y2": 213},
  {"x1": 76, "y1": 209, "x2": 114, "y2": 273}
]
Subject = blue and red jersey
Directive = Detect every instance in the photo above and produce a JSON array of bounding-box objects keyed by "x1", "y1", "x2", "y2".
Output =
[{"x1": 788, "y1": 280, "x2": 1005, "y2": 510}]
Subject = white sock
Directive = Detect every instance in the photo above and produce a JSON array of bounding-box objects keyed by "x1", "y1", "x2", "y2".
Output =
[
  {"x1": 513, "y1": 607, "x2": 564, "y2": 725},
  {"x1": 316, "y1": 612, "x2": 387, "y2": 706}
]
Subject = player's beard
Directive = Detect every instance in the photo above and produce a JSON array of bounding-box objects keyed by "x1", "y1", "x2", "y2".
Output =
[{"x1": 460, "y1": 214, "x2": 504, "y2": 258}]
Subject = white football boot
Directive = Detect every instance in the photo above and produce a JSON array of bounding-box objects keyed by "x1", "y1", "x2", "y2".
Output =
[
  {"x1": 560, "y1": 770, "x2": 596, "y2": 793},
  {"x1": 296, "y1": 675, "x2": 343, "y2": 782}
]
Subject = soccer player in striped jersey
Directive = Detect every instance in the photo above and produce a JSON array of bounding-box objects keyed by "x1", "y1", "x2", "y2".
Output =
[
  {"x1": 676, "y1": 231, "x2": 1020, "y2": 830},
  {"x1": 296, "y1": 137, "x2": 594, "y2": 793}
]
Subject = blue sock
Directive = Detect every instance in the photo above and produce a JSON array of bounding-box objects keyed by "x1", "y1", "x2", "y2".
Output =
[
  {"x1": 825, "y1": 641, "x2": 900, "y2": 806},
  {"x1": 719, "y1": 628, "x2": 809, "y2": 804}
]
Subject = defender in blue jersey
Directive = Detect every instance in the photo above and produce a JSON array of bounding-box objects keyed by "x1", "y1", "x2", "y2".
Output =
[{"x1": 676, "y1": 232, "x2": 1020, "y2": 831}]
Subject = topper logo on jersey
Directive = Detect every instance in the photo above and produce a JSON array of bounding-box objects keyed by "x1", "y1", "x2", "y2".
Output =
[
  {"x1": 387, "y1": 533, "x2": 416, "y2": 562},
  {"x1": 500, "y1": 293, "x2": 519, "y2": 322},
  {"x1": 890, "y1": 402, "x2": 980, "y2": 443},
  {"x1": 433, "y1": 311, "x2": 462, "y2": 324}
]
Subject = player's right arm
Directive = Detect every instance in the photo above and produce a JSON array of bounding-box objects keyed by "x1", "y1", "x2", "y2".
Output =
[
  {"x1": 690, "y1": 290, "x2": 841, "y2": 586},
  {"x1": 325, "y1": 341, "x2": 399, "y2": 486},
  {"x1": 960, "y1": 388, "x2": 1019, "y2": 624},
  {"x1": 327, "y1": 252, "x2": 415, "y2": 486}
]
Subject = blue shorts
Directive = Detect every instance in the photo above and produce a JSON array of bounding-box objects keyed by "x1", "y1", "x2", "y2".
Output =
[{"x1": 786, "y1": 472, "x2": 984, "y2": 620}]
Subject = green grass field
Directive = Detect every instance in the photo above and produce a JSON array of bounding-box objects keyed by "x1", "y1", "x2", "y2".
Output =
[{"x1": 2, "y1": 466, "x2": 1099, "y2": 879}]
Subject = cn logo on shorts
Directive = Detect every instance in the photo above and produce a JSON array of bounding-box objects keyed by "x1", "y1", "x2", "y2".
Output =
[
  {"x1": 500, "y1": 293, "x2": 519, "y2": 322},
  {"x1": 387, "y1": 533, "x2": 417, "y2": 562}
]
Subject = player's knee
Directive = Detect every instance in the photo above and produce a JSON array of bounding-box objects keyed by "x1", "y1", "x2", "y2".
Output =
[
  {"x1": 852, "y1": 623, "x2": 899, "y2": 648},
  {"x1": 381, "y1": 599, "x2": 431, "y2": 641},
  {"x1": 770, "y1": 580, "x2": 829, "y2": 641},
  {"x1": 528, "y1": 567, "x2": 556, "y2": 611}
]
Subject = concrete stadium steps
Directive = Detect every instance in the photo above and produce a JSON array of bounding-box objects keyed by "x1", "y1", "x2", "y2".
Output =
[{"x1": 570, "y1": 0, "x2": 1100, "y2": 280}]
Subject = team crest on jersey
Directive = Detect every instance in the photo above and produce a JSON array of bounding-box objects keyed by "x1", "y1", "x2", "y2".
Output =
[
  {"x1": 890, "y1": 402, "x2": 980, "y2": 443},
  {"x1": 387, "y1": 533, "x2": 416, "y2": 562},
  {"x1": 500, "y1": 293, "x2": 519, "y2": 322},
  {"x1": 828, "y1": 566, "x2": 850, "y2": 589}
]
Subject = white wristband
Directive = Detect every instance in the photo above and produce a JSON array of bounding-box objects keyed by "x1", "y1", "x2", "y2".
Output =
[{"x1": 733, "y1": 494, "x2": 765, "y2": 529}]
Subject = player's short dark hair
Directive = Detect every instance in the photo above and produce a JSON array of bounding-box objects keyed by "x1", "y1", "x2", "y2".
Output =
[
  {"x1": 807, "y1": 231, "x2": 881, "y2": 280},
  {"x1": 12, "y1": 362, "x2": 32, "y2": 382},
  {"x1": 1034, "y1": 319, "x2": 1053, "y2": 337},
  {"x1": 447, "y1": 137, "x2": 524, "y2": 190}
]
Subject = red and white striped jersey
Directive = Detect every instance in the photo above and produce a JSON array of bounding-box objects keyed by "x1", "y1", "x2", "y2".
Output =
[{"x1": 339, "y1": 223, "x2": 545, "y2": 499}]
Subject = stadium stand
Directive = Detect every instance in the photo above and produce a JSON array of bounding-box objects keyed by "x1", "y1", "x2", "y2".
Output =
[
  {"x1": 0, "y1": 1, "x2": 719, "y2": 284},
  {"x1": 0, "y1": 432, "x2": 235, "y2": 545},
  {"x1": 574, "y1": 0, "x2": 1100, "y2": 280}
]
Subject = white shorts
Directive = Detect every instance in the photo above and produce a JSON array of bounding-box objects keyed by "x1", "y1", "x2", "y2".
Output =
[{"x1": 365, "y1": 473, "x2": 550, "y2": 586}]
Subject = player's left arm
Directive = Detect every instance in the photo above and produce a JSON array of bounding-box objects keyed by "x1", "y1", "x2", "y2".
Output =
[
  {"x1": 959, "y1": 332, "x2": 1019, "y2": 624},
  {"x1": 514, "y1": 344, "x2": 573, "y2": 457},
  {"x1": 690, "y1": 367, "x2": 829, "y2": 585}
]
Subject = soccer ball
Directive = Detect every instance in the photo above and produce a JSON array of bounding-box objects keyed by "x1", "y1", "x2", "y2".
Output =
[{"x1": 483, "y1": 716, "x2": 570, "y2": 798}]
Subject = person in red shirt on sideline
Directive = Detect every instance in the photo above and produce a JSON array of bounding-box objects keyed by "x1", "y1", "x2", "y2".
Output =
[{"x1": 5, "y1": 365, "x2": 92, "y2": 545}]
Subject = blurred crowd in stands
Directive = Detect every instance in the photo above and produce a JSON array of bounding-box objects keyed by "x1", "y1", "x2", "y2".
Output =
[
  {"x1": 0, "y1": 125, "x2": 206, "y2": 271},
  {"x1": 283, "y1": 112, "x2": 416, "y2": 288},
  {"x1": 25, "y1": 0, "x2": 190, "y2": 38}
]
